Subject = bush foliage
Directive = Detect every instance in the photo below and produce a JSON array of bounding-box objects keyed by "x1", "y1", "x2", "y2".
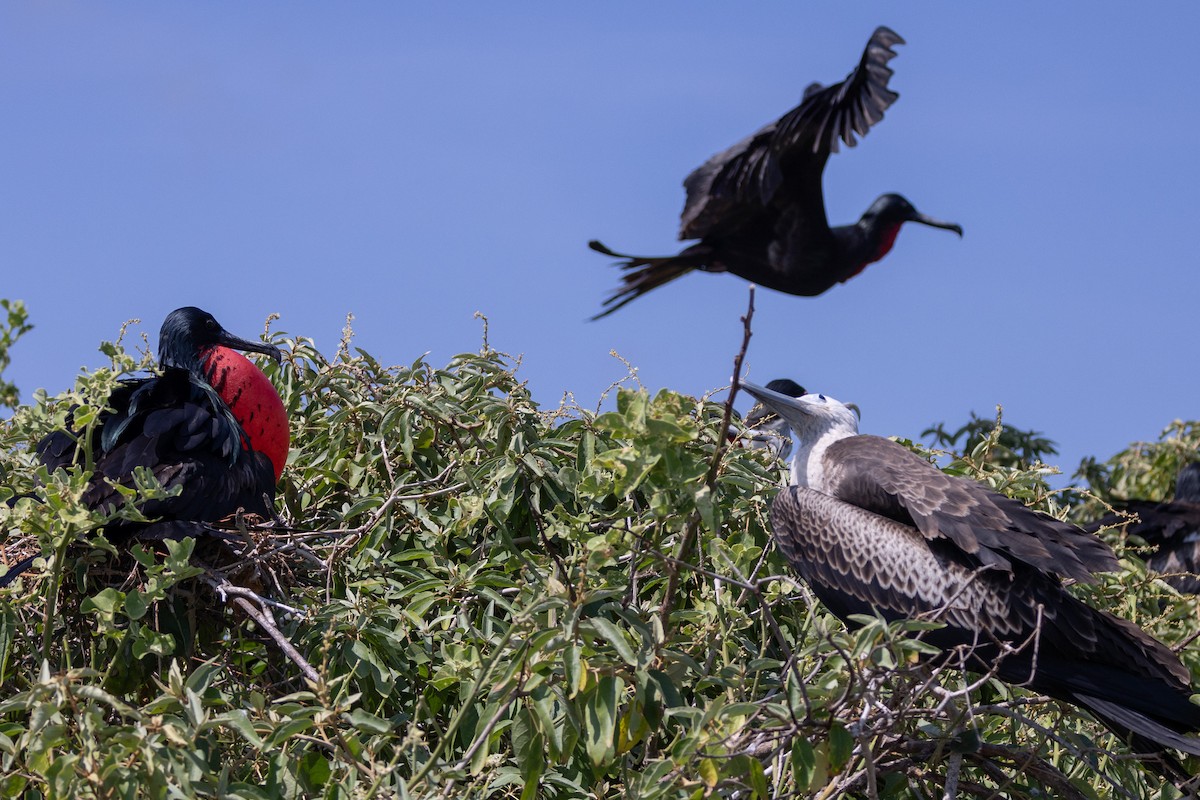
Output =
[{"x1": 0, "y1": 305, "x2": 1197, "y2": 799}]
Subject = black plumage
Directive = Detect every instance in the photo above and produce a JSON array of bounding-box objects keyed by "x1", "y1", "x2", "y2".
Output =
[
  {"x1": 2, "y1": 308, "x2": 283, "y2": 587},
  {"x1": 590, "y1": 27, "x2": 961, "y2": 319},
  {"x1": 740, "y1": 380, "x2": 1200, "y2": 775},
  {"x1": 1088, "y1": 463, "x2": 1200, "y2": 593}
]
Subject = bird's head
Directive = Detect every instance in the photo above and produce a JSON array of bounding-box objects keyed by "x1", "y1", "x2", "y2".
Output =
[
  {"x1": 740, "y1": 380, "x2": 859, "y2": 443},
  {"x1": 863, "y1": 193, "x2": 962, "y2": 237},
  {"x1": 158, "y1": 307, "x2": 282, "y2": 374}
]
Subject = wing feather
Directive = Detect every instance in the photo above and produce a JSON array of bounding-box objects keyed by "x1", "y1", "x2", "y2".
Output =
[
  {"x1": 771, "y1": 487, "x2": 1200, "y2": 748},
  {"x1": 822, "y1": 436, "x2": 1119, "y2": 582},
  {"x1": 678, "y1": 26, "x2": 904, "y2": 242}
]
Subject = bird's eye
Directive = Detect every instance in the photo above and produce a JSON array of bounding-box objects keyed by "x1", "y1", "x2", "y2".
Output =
[{"x1": 818, "y1": 394, "x2": 826, "y2": 402}]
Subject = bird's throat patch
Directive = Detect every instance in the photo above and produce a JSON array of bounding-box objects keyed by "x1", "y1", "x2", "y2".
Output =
[{"x1": 203, "y1": 346, "x2": 289, "y2": 482}]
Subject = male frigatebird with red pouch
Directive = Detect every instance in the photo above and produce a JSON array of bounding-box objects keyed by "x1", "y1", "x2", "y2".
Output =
[
  {"x1": 590, "y1": 27, "x2": 961, "y2": 319},
  {"x1": 1, "y1": 307, "x2": 288, "y2": 586}
]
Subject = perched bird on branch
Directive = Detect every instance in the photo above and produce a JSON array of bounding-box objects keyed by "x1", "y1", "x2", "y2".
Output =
[
  {"x1": 740, "y1": 379, "x2": 1200, "y2": 781},
  {"x1": 591, "y1": 26, "x2": 961, "y2": 319},
  {"x1": 1, "y1": 307, "x2": 288, "y2": 586},
  {"x1": 1087, "y1": 463, "x2": 1200, "y2": 593}
]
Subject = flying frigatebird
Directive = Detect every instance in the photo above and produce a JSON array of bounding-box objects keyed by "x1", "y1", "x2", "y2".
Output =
[
  {"x1": 589, "y1": 27, "x2": 962, "y2": 319},
  {"x1": 1, "y1": 307, "x2": 289, "y2": 587},
  {"x1": 1088, "y1": 463, "x2": 1200, "y2": 594},
  {"x1": 739, "y1": 379, "x2": 1200, "y2": 776}
]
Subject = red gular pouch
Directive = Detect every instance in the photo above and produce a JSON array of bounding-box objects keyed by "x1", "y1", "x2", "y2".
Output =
[{"x1": 203, "y1": 345, "x2": 289, "y2": 482}]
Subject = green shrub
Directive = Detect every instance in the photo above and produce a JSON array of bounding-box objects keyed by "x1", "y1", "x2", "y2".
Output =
[{"x1": 0, "y1": 305, "x2": 1194, "y2": 798}]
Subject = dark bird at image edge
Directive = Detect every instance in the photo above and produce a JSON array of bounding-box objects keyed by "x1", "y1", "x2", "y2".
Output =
[
  {"x1": 1087, "y1": 463, "x2": 1200, "y2": 594},
  {"x1": 590, "y1": 26, "x2": 961, "y2": 320},
  {"x1": 1, "y1": 307, "x2": 289, "y2": 587},
  {"x1": 740, "y1": 379, "x2": 1200, "y2": 783},
  {"x1": 742, "y1": 378, "x2": 806, "y2": 460}
]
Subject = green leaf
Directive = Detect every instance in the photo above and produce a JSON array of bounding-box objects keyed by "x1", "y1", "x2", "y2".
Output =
[
  {"x1": 124, "y1": 590, "x2": 149, "y2": 621},
  {"x1": 0, "y1": 607, "x2": 14, "y2": 686},
  {"x1": 748, "y1": 757, "x2": 769, "y2": 798},
  {"x1": 81, "y1": 587, "x2": 124, "y2": 616},
  {"x1": 581, "y1": 618, "x2": 637, "y2": 667},
  {"x1": 563, "y1": 641, "x2": 582, "y2": 698},
  {"x1": 791, "y1": 738, "x2": 816, "y2": 790},
  {"x1": 828, "y1": 722, "x2": 854, "y2": 773},
  {"x1": 218, "y1": 709, "x2": 264, "y2": 748},
  {"x1": 584, "y1": 675, "x2": 622, "y2": 767},
  {"x1": 343, "y1": 709, "x2": 392, "y2": 735}
]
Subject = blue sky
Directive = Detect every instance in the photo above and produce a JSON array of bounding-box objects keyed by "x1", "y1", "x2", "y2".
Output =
[{"x1": 2, "y1": 4, "x2": 1197, "y2": 483}]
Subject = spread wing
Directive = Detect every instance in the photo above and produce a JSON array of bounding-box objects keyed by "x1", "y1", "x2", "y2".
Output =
[
  {"x1": 822, "y1": 436, "x2": 1119, "y2": 582},
  {"x1": 679, "y1": 26, "x2": 904, "y2": 241}
]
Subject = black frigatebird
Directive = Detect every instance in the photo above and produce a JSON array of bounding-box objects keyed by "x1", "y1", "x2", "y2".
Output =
[
  {"x1": 1088, "y1": 463, "x2": 1200, "y2": 594},
  {"x1": 739, "y1": 380, "x2": 1200, "y2": 776},
  {"x1": 590, "y1": 26, "x2": 961, "y2": 320},
  {"x1": 1, "y1": 307, "x2": 289, "y2": 587}
]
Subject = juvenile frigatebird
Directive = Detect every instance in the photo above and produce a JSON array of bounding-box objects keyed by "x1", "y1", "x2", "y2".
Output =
[
  {"x1": 1, "y1": 307, "x2": 288, "y2": 587},
  {"x1": 739, "y1": 380, "x2": 1200, "y2": 775},
  {"x1": 590, "y1": 27, "x2": 961, "y2": 319},
  {"x1": 1088, "y1": 463, "x2": 1200, "y2": 594}
]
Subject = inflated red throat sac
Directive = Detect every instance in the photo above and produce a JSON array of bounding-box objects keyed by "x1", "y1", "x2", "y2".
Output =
[{"x1": 203, "y1": 345, "x2": 289, "y2": 482}]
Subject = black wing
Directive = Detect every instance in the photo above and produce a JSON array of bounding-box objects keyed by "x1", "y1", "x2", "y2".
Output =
[
  {"x1": 37, "y1": 368, "x2": 274, "y2": 525},
  {"x1": 1088, "y1": 499, "x2": 1200, "y2": 593},
  {"x1": 1090, "y1": 500, "x2": 1200, "y2": 547},
  {"x1": 822, "y1": 436, "x2": 1119, "y2": 582},
  {"x1": 679, "y1": 27, "x2": 904, "y2": 242}
]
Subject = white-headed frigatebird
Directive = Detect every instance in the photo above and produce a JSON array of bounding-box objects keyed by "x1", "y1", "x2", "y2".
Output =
[
  {"x1": 590, "y1": 27, "x2": 961, "y2": 319},
  {"x1": 1, "y1": 307, "x2": 289, "y2": 587},
  {"x1": 739, "y1": 379, "x2": 1200, "y2": 780},
  {"x1": 1088, "y1": 463, "x2": 1200, "y2": 594}
]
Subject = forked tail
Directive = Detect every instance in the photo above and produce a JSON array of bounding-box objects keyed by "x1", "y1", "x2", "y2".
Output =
[{"x1": 588, "y1": 240, "x2": 711, "y2": 320}]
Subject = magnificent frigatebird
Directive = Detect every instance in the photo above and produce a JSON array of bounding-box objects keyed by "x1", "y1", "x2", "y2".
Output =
[
  {"x1": 1, "y1": 307, "x2": 288, "y2": 587},
  {"x1": 590, "y1": 27, "x2": 961, "y2": 319},
  {"x1": 739, "y1": 380, "x2": 1200, "y2": 773},
  {"x1": 1088, "y1": 463, "x2": 1200, "y2": 594}
]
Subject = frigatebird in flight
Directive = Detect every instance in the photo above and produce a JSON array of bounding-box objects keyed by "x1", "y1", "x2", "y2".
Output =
[
  {"x1": 1088, "y1": 463, "x2": 1200, "y2": 594},
  {"x1": 590, "y1": 27, "x2": 961, "y2": 319},
  {"x1": 739, "y1": 380, "x2": 1200, "y2": 777},
  {"x1": 1, "y1": 307, "x2": 289, "y2": 586}
]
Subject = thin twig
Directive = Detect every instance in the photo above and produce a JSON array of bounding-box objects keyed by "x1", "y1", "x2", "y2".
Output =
[
  {"x1": 707, "y1": 285, "x2": 756, "y2": 492},
  {"x1": 230, "y1": 596, "x2": 321, "y2": 684},
  {"x1": 210, "y1": 580, "x2": 306, "y2": 617},
  {"x1": 657, "y1": 287, "x2": 755, "y2": 636}
]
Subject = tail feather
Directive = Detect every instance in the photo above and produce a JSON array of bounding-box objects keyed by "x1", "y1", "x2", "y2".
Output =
[
  {"x1": 1075, "y1": 693, "x2": 1199, "y2": 785},
  {"x1": 0, "y1": 554, "x2": 38, "y2": 588},
  {"x1": 1077, "y1": 693, "x2": 1200, "y2": 756},
  {"x1": 588, "y1": 240, "x2": 711, "y2": 320}
]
